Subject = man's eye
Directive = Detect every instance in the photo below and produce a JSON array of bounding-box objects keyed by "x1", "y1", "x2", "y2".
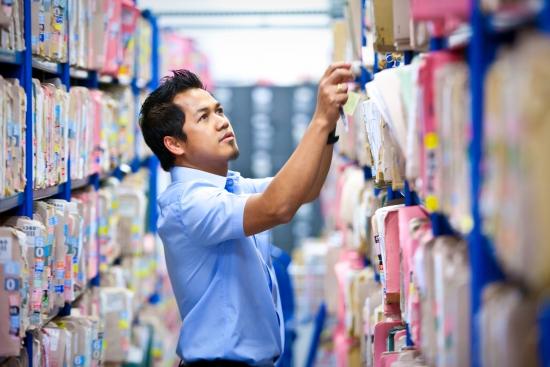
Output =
[
  {"x1": 199, "y1": 114, "x2": 208, "y2": 121},
  {"x1": 217, "y1": 108, "x2": 224, "y2": 115}
]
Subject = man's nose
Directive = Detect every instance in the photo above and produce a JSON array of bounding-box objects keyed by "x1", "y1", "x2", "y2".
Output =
[{"x1": 215, "y1": 115, "x2": 229, "y2": 130}]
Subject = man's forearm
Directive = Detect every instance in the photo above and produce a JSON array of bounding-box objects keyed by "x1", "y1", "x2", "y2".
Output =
[{"x1": 303, "y1": 143, "x2": 333, "y2": 203}]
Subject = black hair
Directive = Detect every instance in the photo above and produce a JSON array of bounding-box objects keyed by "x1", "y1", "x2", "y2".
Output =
[{"x1": 139, "y1": 69, "x2": 204, "y2": 171}]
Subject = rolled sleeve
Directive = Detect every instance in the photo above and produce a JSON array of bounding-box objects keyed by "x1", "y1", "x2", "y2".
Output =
[{"x1": 179, "y1": 186, "x2": 249, "y2": 246}]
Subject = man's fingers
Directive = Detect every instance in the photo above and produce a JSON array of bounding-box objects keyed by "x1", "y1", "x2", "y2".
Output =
[
  {"x1": 334, "y1": 93, "x2": 349, "y2": 106},
  {"x1": 323, "y1": 62, "x2": 352, "y2": 78},
  {"x1": 326, "y1": 68, "x2": 355, "y2": 85},
  {"x1": 334, "y1": 83, "x2": 349, "y2": 94}
]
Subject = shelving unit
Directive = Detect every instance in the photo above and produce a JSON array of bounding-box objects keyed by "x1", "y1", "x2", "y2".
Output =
[
  {"x1": 310, "y1": 1, "x2": 550, "y2": 366},
  {"x1": 0, "y1": 1, "x2": 161, "y2": 365}
]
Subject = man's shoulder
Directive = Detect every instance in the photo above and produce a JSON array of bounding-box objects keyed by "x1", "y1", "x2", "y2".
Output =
[{"x1": 159, "y1": 179, "x2": 226, "y2": 208}]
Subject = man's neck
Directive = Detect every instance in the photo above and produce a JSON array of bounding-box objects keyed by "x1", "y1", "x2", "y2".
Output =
[{"x1": 176, "y1": 161, "x2": 229, "y2": 177}]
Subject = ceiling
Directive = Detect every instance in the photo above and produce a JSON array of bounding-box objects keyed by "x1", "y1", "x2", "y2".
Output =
[{"x1": 138, "y1": 0, "x2": 335, "y2": 29}]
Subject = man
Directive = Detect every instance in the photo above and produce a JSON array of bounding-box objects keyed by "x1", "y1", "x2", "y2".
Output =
[{"x1": 139, "y1": 63, "x2": 353, "y2": 366}]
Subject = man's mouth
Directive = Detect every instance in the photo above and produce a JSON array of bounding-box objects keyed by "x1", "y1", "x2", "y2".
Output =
[{"x1": 220, "y1": 132, "x2": 235, "y2": 142}]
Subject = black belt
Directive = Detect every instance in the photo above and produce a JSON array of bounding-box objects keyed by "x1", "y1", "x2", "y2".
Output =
[{"x1": 179, "y1": 360, "x2": 253, "y2": 367}]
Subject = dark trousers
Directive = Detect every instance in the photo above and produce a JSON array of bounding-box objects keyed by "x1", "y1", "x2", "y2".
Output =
[{"x1": 179, "y1": 360, "x2": 253, "y2": 367}]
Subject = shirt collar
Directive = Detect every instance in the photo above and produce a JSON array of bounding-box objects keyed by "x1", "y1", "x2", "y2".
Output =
[{"x1": 170, "y1": 166, "x2": 240, "y2": 188}]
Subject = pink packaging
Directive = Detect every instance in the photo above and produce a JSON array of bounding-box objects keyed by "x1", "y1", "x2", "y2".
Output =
[
  {"x1": 418, "y1": 52, "x2": 461, "y2": 201},
  {"x1": 410, "y1": 0, "x2": 470, "y2": 21},
  {"x1": 374, "y1": 320, "x2": 403, "y2": 367},
  {"x1": 101, "y1": 0, "x2": 123, "y2": 76},
  {"x1": 398, "y1": 206, "x2": 428, "y2": 317},
  {"x1": 383, "y1": 210, "x2": 401, "y2": 305},
  {"x1": 90, "y1": 91, "x2": 103, "y2": 175}
]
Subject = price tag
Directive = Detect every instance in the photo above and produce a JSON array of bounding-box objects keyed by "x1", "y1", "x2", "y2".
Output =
[
  {"x1": 4, "y1": 277, "x2": 20, "y2": 291},
  {"x1": 35, "y1": 246, "x2": 45, "y2": 258}
]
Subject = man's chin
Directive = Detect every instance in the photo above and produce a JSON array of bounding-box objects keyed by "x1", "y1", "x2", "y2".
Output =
[{"x1": 229, "y1": 148, "x2": 240, "y2": 161}]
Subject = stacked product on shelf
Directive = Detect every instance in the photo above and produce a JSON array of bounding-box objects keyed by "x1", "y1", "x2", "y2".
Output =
[
  {"x1": 0, "y1": 76, "x2": 26, "y2": 198},
  {"x1": 32, "y1": 80, "x2": 138, "y2": 189},
  {"x1": 0, "y1": 170, "x2": 166, "y2": 365},
  {"x1": 0, "y1": 0, "x2": 181, "y2": 365},
  {"x1": 31, "y1": 0, "x2": 68, "y2": 63},
  {"x1": 299, "y1": 0, "x2": 550, "y2": 366},
  {"x1": 0, "y1": 0, "x2": 24, "y2": 53},
  {"x1": 31, "y1": 79, "x2": 70, "y2": 189}
]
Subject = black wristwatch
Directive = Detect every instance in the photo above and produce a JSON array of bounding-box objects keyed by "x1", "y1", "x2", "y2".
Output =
[{"x1": 327, "y1": 129, "x2": 339, "y2": 145}]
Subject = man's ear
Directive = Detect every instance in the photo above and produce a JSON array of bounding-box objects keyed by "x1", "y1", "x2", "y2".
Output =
[{"x1": 163, "y1": 136, "x2": 185, "y2": 156}]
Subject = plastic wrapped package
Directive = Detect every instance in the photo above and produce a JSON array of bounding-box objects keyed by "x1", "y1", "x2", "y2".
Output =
[
  {"x1": 103, "y1": 86, "x2": 136, "y2": 165},
  {"x1": 98, "y1": 185, "x2": 120, "y2": 267},
  {"x1": 0, "y1": 227, "x2": 28, "y2": 357},
  {"x1": 136, "y1": 17, "x2": 152, "y2": 84},
  {"x1": 100, "y1": 0, "x2": 122, "y2": 76},
  {"x1": 2, "y1": 216, "x2": 48, "y2": 328},
  {"x1": 482, "y1": 33, "x2": 550, "y2": 291},
  {"x1": 117, "y1": 184, "x2": 146, "y2": 257},
  {"x1": 0, "y1": 0, "x2": 24, "y2": 52},
  {"x1": 118, "y1": 0, "x2": 140, "y2": 82},
  {"x1": 68, "y1": 87, "x2": 96, "y2": 180},
  {"x1": 479, "y1": 283, "x2": 539, "y2": 367},
  {"x1": 0, "y1": 76, "x2": 26, "y2": 198},
  {"x1": 98, "y1": 287, "x2": 134, "y2": 363},
  {"x1": 32, "y1": 79, "x2": 69, "y2": 189},
  {"x1": 33, "y1": 201, "x2": 67, "y2": 310},
  {"x1": 432, "y1": 62, "x2": 471, "y2": 232},
  {"x1": 72, "y1": 188, "x2": 100, "y2": 283},
  {"x1": 31, "y1": 0, "x2": 68, "y2": 62}
]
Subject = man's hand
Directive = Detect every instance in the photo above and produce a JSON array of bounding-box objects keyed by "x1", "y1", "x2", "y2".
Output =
[
  {"x1": 242, "y1": 63, "x2": 355, "y2": 236},
  {"x1": 312, "y1": 62, "x2": 355, "y2": 130}
]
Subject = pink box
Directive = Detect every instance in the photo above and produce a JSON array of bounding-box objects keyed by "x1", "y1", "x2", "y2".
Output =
[
  {"x1": 410, "y1": 0, "x2": 470, "y2": 21},
  {"x1": 374, "y1": 320, "x2": 403, "y2": 367},
  {"x1": 383, "y1": 210, "x2": 401, "y2": 305}
]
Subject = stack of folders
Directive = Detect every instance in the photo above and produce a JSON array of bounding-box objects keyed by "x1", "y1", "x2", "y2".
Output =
[
  {"x1": 0, "y1": 0, "x2": 24, "y2": 52},
  {"x1": 338, "y1": 51, "x2": 471, "y2": 233},
  {"x1": 118, "y1": 0, "x2": 140, "y2": 82},
  {"x1": 136, "y1": 17, "x2": 153, "y2": 84},
  {"x1": 0, "y1": 170, "x2": 151, "y2": 363},
  {"x1": 40, "y1": 0, "x2": 151, "y2": 81},
  {"x1": 68, "y1": 0, "x2": 107, "y2": 70},
  {"x1": 0, "y1": 76, "x2": 26, "y2": 198},
  {"x1": 318, "y1": 162, "x2": 470, "y2": 367},
  {"x1": 32, "y1": 78, "x2": 70, "y2": 189},
  {"x1": 31, "y1": 0, "x2": 68, "y2": 62},
  {"x1": 33, "y1": 81, "x2": 139, "y2": 188},
  {"x1": 480, "y1": 32, "x2": 550, "y2": 367}
]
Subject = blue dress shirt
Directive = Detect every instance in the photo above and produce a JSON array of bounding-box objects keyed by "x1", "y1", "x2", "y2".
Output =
[{"x1": 157, "y1": 166, "x2": 283, "y2": 366}]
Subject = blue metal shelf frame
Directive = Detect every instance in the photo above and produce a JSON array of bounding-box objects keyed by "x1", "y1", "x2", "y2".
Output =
[{"x1": 0, "y1": 1, "x2": 161, "y2": 364}]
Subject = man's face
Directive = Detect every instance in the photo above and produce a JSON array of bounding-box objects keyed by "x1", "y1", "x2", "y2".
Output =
[{"x1": 173, "y1": 88, "x2": 239, "y2": 167}]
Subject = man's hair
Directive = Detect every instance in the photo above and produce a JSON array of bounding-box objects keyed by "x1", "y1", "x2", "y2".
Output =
[{"x1": 139, "y1": 69, "x2": 204, "y2": 171}]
